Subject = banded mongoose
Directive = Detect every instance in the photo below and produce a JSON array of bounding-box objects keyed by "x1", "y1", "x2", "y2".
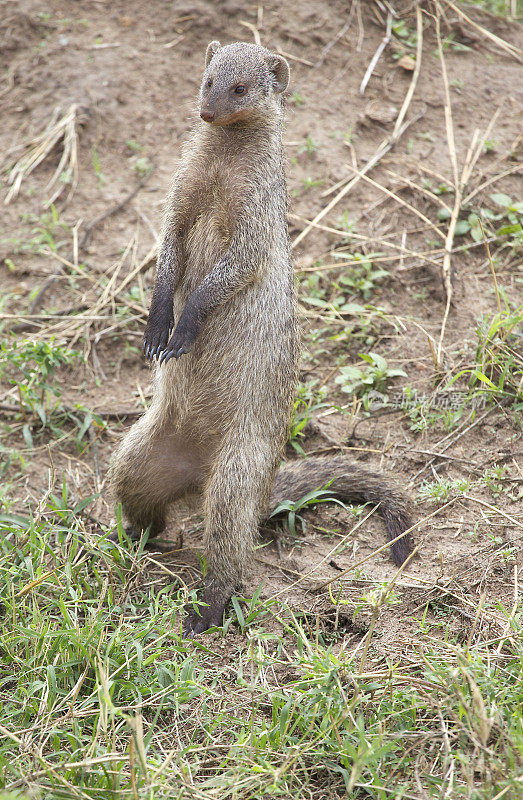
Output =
[{"x1": 109, "y1": 41, "x2": 413, "y2": 634}]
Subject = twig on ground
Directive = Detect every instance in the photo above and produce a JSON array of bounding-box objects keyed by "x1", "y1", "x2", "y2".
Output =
[
  {"x1": 239, "y1": 20, "x2": 262, "y2": 46},
  {"x1": 291, "y1": 111, "x2": 424, "y2": 250},
  {"x1": 359, "y1": 11, "x2": 392, "y2": 95},
  {"x1": 343, "y1": 166, "x2": 446, "y2": 239},
  {"x1": 314, "y1": 3, "x2": 356, "y2": 68}
]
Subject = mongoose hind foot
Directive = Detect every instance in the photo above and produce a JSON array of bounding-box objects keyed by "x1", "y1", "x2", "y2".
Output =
[{"x1": 183, "y1": 576, "x2": 233, "y2": 636}]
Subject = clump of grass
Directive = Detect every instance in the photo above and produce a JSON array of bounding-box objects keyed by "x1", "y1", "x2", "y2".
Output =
[
  {"x1": 335, "y1": 352, "x2": 407, "y2": 403},
  {"x1": 449, "y1": 298, "x2": 523, "y2": 409},
  {"x1": 288, "y1": 380, "x2": 329, "y2": 454},
  {"x1": 0, "y1": 340, "x2": 103, "y2": 449},
  {"x1": 418, "y1": 477, "x2": 471, "y2": 502},
  {"x1": 1, "y1": 204, "x2": 70, "y2": 258},
  {"x1": 1, "y1": 508, "x2": 521, "y2": 799}
]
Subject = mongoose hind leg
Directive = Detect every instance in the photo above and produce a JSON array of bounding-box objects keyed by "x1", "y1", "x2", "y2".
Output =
[
  {"x1": 110, "y1": 414, "x2": 207, "y2": 543},
  {"x1": 184, "y1": 433, "x2": 277, "y2": 636}
]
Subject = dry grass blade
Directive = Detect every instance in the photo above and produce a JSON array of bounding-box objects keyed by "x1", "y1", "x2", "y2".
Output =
[
  {"x1": 441, "y1": 0, "x2": 522, "y2": 62},
  {"x1": 239, "y1": 20, "x2": 262, "y2": 46},
  {"x1": 5, "y1": 104, "x2": 80, "y2": 206},
  {"x1": 434, "y1": 7, "x2": 504, "y2": 365},
  {"x1": 291, "y1": 109, "x2": 425, "y2": 251},
  {"x1": 359, "y1": 11, "x2": 392, "y2": 95},
  {"x1": 292, "y1": 5, "x2": 423, "y2": 250},
  {"x1": 343, "y1": 165, "x2": 446, "y2": 239}
]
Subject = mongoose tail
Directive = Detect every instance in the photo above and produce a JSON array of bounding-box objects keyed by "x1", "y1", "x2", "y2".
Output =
[{"x1": 267, "y1": 456, "x2": 413, "y2": 566}]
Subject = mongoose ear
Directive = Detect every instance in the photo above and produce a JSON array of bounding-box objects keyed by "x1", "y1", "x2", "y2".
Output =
[
  {"x1": 266, "y1": 54, "x2": 290, "y2": 93},
  {"x1": 205, "y1": 40, "x2": 221, "y2": 67}
]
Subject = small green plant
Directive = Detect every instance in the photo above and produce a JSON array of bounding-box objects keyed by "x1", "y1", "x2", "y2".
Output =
[
  {"x1": 407, "y1": 404, "x2": 465, "y2": 433},
  {"x1": 0, "y1": 341, "x2": 103, "y2": 448},
  {"x1": 289, "y1": 381, "x2": 329, "y2": 454},
  {"x1": 289, "y1": 91, "x2": 306, "y2": 107},
  {"x1": 401, "y1": 388, "x2": 470, "y2": 433},
  {"x1": 335, "y1": 253, "x2": 389, "y2": 300},
  {"x1": 438, "y1": 32, "x2": 472, "y2": 53},
  {"x1": 300, "y1": 176, "x2": 324, "y2": 191},
  {"x1": 449, "y1": 301, "x2": 523, "y2": 407},
  {"x1": 1, "y1": 340, "x2": 79, "y2": 414},
  {"x1": 391, "y1": 19, "x2": 418, "y2": 50},
  {"x1": 333, "y1": 210, "x2": 357, "y2": 246},
  {"x1": 490, "y1": 192, "x2": 523, "y2": 251},
  {"x1": 450, "y1": 78, "x2": 465, "y2": 92},
  {"x1": 442, "y1": 193, "x2": 523, "y2": 249},
  {"x1": 126, "y1": 138, "x2": 145, "y2": 152},
  {"x1": 270, "y1": 481, "x2": 346, "y2": 536},
  {"x1": 423, "y1": 178, "x2": 452, "y2": 195},
  {"x1": 482, "y1": 138, "x2": 499, "y2": 153},
  {"x1": 482, "y1": 464, "x2": 508, "y2": 497},
  {"x1": 227, "y1": 585, "x2": 277, "y2": 635},
  {"x1": 299, "y1": 135, "x2": 319, "y2": 156},
  {"x1": 335, "y1": 352, "x2": 407, "y2": 400},
  {"x1": 418, "y1": 477, "x2": 471, "y2": 503},
  {"x1": 1, "y1": 206, "x2": 69, "y2": 257},
  {"x1": 132, "y1": 156, "x2": 153, "y2": 179},
  {"x1": 91, "y1": 145, "x2": 105, "y2": 185}
]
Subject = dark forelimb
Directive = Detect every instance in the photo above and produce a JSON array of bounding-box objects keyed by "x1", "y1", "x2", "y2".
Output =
[{"x1": 143, "y1": 239, "x2": 179, "y2": 360}]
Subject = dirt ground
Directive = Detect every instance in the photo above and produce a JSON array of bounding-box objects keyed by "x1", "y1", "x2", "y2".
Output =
[{"x1": 1, "y1": 0, "x2": 522, "y2": 652}]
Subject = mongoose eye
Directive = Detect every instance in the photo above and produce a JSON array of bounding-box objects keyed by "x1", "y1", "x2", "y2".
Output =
[
  {"x1": 234, "y1": 84, "x2": 246, "y2": 95},
  {"x1": 207, "y1": 78, "x2": 213, "y2": 87}
]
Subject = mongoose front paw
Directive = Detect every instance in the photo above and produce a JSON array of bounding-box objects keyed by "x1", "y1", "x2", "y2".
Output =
[
  {"x1": 158, "y1": 318, "x2": 200, "y2": 364},
  {"x1": 143, "y1": 309, "x2": 174, "y2": 361}
]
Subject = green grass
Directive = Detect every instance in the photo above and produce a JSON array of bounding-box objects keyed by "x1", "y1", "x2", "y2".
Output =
[
  {"x1": 0, "y1": 499, "x2": 521, "y2": 799},
  {"x1": 0, "y1": 340, "x2": 103, "y2": 450},
  {"x1": 462, "y1": 0, "x2": 523, "y2": 18}
]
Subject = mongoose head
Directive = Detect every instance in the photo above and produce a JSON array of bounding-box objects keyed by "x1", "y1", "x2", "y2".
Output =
[{"x1": 199, "y1": 41, "x2": 290, "y2": 126}]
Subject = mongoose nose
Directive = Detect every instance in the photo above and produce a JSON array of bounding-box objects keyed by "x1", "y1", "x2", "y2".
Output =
[{"x1": 200, "y1": 110, "x2": 215, "y2": 122}]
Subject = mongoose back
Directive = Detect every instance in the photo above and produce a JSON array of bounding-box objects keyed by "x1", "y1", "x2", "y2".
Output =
[{"x1": 110, "y1": 41, "x2": 413, "y2": 635}]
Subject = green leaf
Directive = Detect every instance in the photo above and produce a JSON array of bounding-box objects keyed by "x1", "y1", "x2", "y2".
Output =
[
  {"x1": 454, "y1": 220, "x2": 471, "y2": 236},
  {"x1": 437, "y1": 208, "x2": 451, "y2": 221},
  {"x1": 34, "y1": 403, "x2": 47, "y2": 425},
  {"x1": 470, "y1": 225, "x2": 483, "y2": 243},
  {"x1": 279, "y1": 698, "x2": 292, "y2": 734},
  {"x1": 490, "y1": 192, "x2": 512, "y2": 208},
  {"x1": 302, "y1": 296, "x2": 329, "y2": 308},
  {"x1": 22, "y1": 424, "x2": 33, "y2": 449},
  {"x1": 339, "y1": 302, "x2": 366, "y2": 314},
  {"x1": 367, "y1": 352, "x2": 387, "y2": 371},
  {"x1": 497, "y1": 223, "x2": 522, "y2": 236},
  {"x1": 335, "y1": 366, "x2": 363, "y2": 382},
  {"x1": 231, "y1": 596, "x2": 245, "y2": 630},
  {"x1": 471, "y1": 370, "x2": 497, "y2": 389},
  {"x1": 77, "y1": 411, "x2": 93, "y2": 442},
  {"x1": 387, "y1": 368, "x2": 408, "y2": 378}
]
